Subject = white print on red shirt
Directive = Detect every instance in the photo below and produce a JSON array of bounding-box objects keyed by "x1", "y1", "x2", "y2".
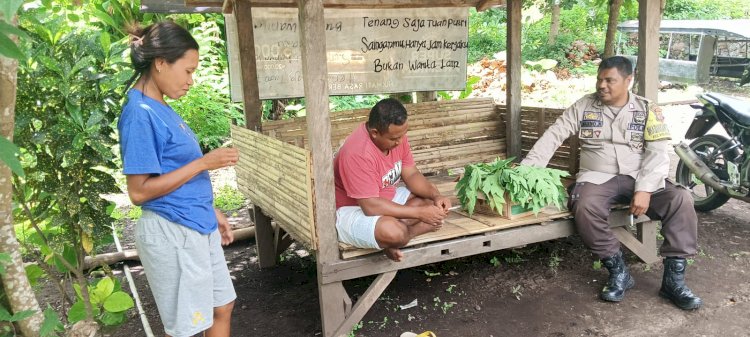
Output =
[{"x1": 381, "y1": 160, "x2": 402, "y2": 188}]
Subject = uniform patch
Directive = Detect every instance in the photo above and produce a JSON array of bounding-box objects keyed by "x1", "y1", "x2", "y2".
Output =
[
  {"x1": 644, "y1": 106, "x2": 671, "y2": 141},
  {"x1": 630, "y1": 132, "x2": 644, "y2": 142},
  {"x1": 627, "y1": 123, "x2": 645, "y2": 132},
  {"x1": 580, "y1": 120, "x2": 604, "y2": 128},
  {"x1": 581, "y1": 128, "x2": 594, "y2": 138},
  {"x1": 629, "y1": 141, "x2": 644, "y2": 151},
  {"x1": 582, "y1": 111, "x2": 602, "y2": 121},
  {"x1": 632, "y1": 111, "x2": 647, "y2": 124}
]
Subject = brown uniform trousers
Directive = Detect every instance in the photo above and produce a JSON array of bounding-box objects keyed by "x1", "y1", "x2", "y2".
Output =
[{"x1": 568, "y1": 175, "x2": 698, "y2": 259}]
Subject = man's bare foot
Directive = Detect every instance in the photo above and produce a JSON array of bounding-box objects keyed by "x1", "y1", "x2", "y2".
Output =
[
  {"x1": 410, "y1": 222, "x2": 441, "y2": 237},
  {"x1": 384, "y1": 248, "x2": 404, "y2": 262}
]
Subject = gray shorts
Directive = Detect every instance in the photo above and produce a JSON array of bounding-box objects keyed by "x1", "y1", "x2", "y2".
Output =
[{"x1": 136, "y1": 210, "x2": 236, "y2": 337}]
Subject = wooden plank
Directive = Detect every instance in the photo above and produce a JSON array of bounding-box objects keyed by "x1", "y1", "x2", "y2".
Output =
[
  {"x1": 637, "y1": 220, "x2": 659, "y2": 264},
  {"x1": 331, "y1": 271, "x2": 397, "y2": 337},
  {"x1": 321, "y1": 219, "x2": 578, "y2": 284},
  {"x1": 233, "y1": 1, "x2": 263, "y2": 131},
  {"x1": 340, "y1": 209, "x2": 572, "y2": 258},
  {"x1": 612, "y1": 226, "x2": 659, "y2": 265},
  {"x1": 297, "y1": 0, "x2": 340, "y2": 265},
  {"x1": 636, "y1": 0, "x2": 661, "y2": 102},
  {"x1": 189, "y1": 0, "x2": 507, "y2": 8},
  {"x1": 505, "y1": 0, "x2": 522, "y2": 159},
  {"x1": 318, "y1": 282, "x2": 351, "y2": 337}
]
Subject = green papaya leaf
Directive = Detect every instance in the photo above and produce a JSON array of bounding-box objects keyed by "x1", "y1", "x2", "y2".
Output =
[
  {"x1": 102, "y1": 291, "x2": 134, "y2": 313},
  {"x1": 67, "y1": 301, "x2": 87, "y2": 324},
  {"x1": 24, "y1": 263, "x2": 46, "y2": 287},
  {"x1": 99, "y1": 310, "x2": 127, "y2": 326},
  {"x1": 41, "y1": 305, "x2": 65, "y2": 337},
  {"x1": 91, "y1": 277, "x2": 115, "y2": 305}
]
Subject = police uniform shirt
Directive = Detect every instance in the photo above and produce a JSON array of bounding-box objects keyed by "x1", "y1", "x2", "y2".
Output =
[{"x1": 520, "y1": 92, "x2": 671, "y2": 193}]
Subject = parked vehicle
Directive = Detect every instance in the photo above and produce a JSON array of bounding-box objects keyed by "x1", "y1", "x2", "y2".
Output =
[{"x1": 674, "y1": 92, "x2": 750, "y2": 211}]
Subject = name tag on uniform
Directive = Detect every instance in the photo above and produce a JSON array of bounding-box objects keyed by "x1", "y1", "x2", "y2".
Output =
[
  {"x1": 627, "y1": 123, "x2": 645, "y2": 132},
  {"x1": 580, "y1": 120, "x2": 603, "y2": 128}
]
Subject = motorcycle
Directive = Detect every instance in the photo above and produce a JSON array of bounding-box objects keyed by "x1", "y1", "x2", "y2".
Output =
[{"x1": 674, "y1": 92, "x2": 750, "y2": 211}]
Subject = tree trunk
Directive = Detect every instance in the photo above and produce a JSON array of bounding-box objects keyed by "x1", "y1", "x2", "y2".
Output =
[
  {"x1": 0, "y1": 17, "x2": 43, "y2": 337},
  {"x1": 603, "y1": 0, "x2": 624, "y2": 58},
  {"x1": 548, "y1": 0, "x2": 561, "y2": 45},
  {"x1": 270, "y1": 98, "x2": 290, "y2": 120}
]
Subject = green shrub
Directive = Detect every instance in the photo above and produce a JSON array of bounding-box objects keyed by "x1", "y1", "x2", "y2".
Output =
[
  {"x1": 468, "y1": 8, "x2": 507, "y2": 63},
  {"x1": 214, "y1": 185, "x2": 246, "y2": 212},
  {"x1": 664, "y1": 0, "x2": 749, "y2": 19},
  {"x1": 168, "y1": 20, "x2": 244, "y2": 152}
]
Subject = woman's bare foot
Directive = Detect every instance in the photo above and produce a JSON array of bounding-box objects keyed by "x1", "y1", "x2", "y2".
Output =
[{"x1": 384, "y1": 248, "x2": 404, "y2": 262}]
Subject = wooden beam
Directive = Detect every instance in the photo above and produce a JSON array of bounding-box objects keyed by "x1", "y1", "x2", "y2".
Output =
[
  {"x1": 635, "y1": 0, "x2": 661, "y2": 102},
  {"x1": 320, "y1": 219, "x2": 578, "y2": 284},
  {"x1": 331, "y1": 271, "x2": 397, "y2": 337},
  {"x1": 476, "y1": 0, "x2": 494, "y2": 11},
  {"x1": 233, "y1": 1, "x2": 263, "y2": 131},
  {"x1": 505, "y1": 0, "x2": 522, "y2": 160},
  {"x1": 187, "y1": 0, "x2": 506, "y2": 9},
  {"x1": 297, "y1": 0, "x2": 338, "y2": 265},
  {"x1": 254, "y1": 205, "x2": 277, "y2": 268},
  {"x1": 318, "y1": 282, "x2": 351, "y2": 337},
  {"x1": 222, "y1": 0, "x2": 234, "y2": 13}
]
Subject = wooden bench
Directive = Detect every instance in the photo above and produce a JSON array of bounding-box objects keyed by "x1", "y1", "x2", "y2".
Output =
[{"x1": 231, "y1": 97, "x2": 659, "y2": 337}]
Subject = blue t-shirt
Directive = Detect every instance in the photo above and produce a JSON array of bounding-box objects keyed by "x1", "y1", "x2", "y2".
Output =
[{"x1": 118, "y1": 89, "x2": 217, "y2": 234}]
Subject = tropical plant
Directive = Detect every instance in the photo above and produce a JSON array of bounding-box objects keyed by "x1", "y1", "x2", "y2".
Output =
[
  {"x1": 67, "y1": 277, "x2": 134, "y2": 327},
  {"x1": 455, "y1": 157, "x2": 569, "y2": 216},
  {"x1": 169, "y1": 18, "x2": 244, "y2": 152},
  {"x1": 12, "y1": 0, "x2": 136, "y2": 330},
  {"x1": 467, "y1": 7, "x2": 506, "y2": 63}
]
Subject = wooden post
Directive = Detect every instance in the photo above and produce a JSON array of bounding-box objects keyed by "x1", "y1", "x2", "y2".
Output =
[
  {"x1": 253, "y1": 206, "x2": 277, "y2": 268},
  {"x1": 416, "y1": 91, "x2": 437, "y2": 103},
  {"x1": 506, "y1": 0, "x2": 522, "y2": 159},
  {"x1": 695, "y1": 35, "x2": 716, "y2": 84},
  {"x1": 297, "y1": 1, "x2": 344, "y2": 336},
  {"x1": 234, "y1": 0, "x2": 263, "y2": 130},
  {"x1": 635, "y1": 0, "x2": 661, "y2": 102}
]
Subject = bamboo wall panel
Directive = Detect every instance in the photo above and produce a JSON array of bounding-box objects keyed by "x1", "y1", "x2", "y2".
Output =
[
  {"x1": 498, "y1": 106, "x2": 579, "y2": 175},
  {"x1": 263, "y1": 97, "x2": 504, "y2": 173},
  {"x1": 231, "y1": 125, "x2": 317, "y2": 249}
]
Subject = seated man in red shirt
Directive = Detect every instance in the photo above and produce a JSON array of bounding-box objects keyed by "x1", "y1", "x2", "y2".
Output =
[{"x1": 334, "y1": 98, "x2": 451, "y2": 261}]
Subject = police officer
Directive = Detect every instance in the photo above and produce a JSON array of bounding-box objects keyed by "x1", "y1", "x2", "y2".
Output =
[{"x1": 521, "y1": 56, "x2": 702, "y2": 310}]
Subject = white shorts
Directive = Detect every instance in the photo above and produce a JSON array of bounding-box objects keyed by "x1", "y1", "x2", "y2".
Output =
[{"x1": 335, "y1": 187, "x2": 411, "y2": 249}]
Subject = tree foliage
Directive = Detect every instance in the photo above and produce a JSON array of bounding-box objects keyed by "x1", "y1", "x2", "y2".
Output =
[{"x1": 12, "y1": 0, "x2": 137, "y2": 329}]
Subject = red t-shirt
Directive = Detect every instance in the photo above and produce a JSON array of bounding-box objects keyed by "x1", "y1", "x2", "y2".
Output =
[{"x1": 334, "y1": 123, "x2": 415, "y2": 209}]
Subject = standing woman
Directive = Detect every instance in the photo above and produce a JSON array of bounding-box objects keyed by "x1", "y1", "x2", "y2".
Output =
[{"x1": 118, "y1": 21, "x2": 238, "y2": 337}]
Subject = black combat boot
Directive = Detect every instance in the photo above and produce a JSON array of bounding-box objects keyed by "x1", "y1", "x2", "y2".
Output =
[
  {"x1": 659, "y1": 257, "x2": 702, "y2": 310},
  {"x1": 600, "y1": 250, "x2": 635, "y2": 302}
]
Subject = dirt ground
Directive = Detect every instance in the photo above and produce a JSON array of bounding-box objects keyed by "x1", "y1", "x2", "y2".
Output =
[{"x1": 98, "y1": 80, "x2": 750, "y2": 337}]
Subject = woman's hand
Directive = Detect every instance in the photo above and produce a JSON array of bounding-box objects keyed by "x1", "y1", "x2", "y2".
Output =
[
  {"x1": 202, "y1": 148, "x2": 240, "y2": 171},
  {"x1": 215, "y1": 208, "x2": 234, "y2": 246}
]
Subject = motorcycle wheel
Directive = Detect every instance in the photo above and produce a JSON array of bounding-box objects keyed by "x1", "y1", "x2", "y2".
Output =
[{"x1": 675, "y1": 134, "x2": 736, "y2": 212}]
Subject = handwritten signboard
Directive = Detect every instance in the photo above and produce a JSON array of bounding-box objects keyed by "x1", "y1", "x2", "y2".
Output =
[{"x1": 226, "y1": 8, "x2": 469, "y2": 100}]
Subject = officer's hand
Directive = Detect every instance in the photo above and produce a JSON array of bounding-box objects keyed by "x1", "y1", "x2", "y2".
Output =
[{"x1": 630, "y1": 191, "x2": 651, "y2": 217}]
